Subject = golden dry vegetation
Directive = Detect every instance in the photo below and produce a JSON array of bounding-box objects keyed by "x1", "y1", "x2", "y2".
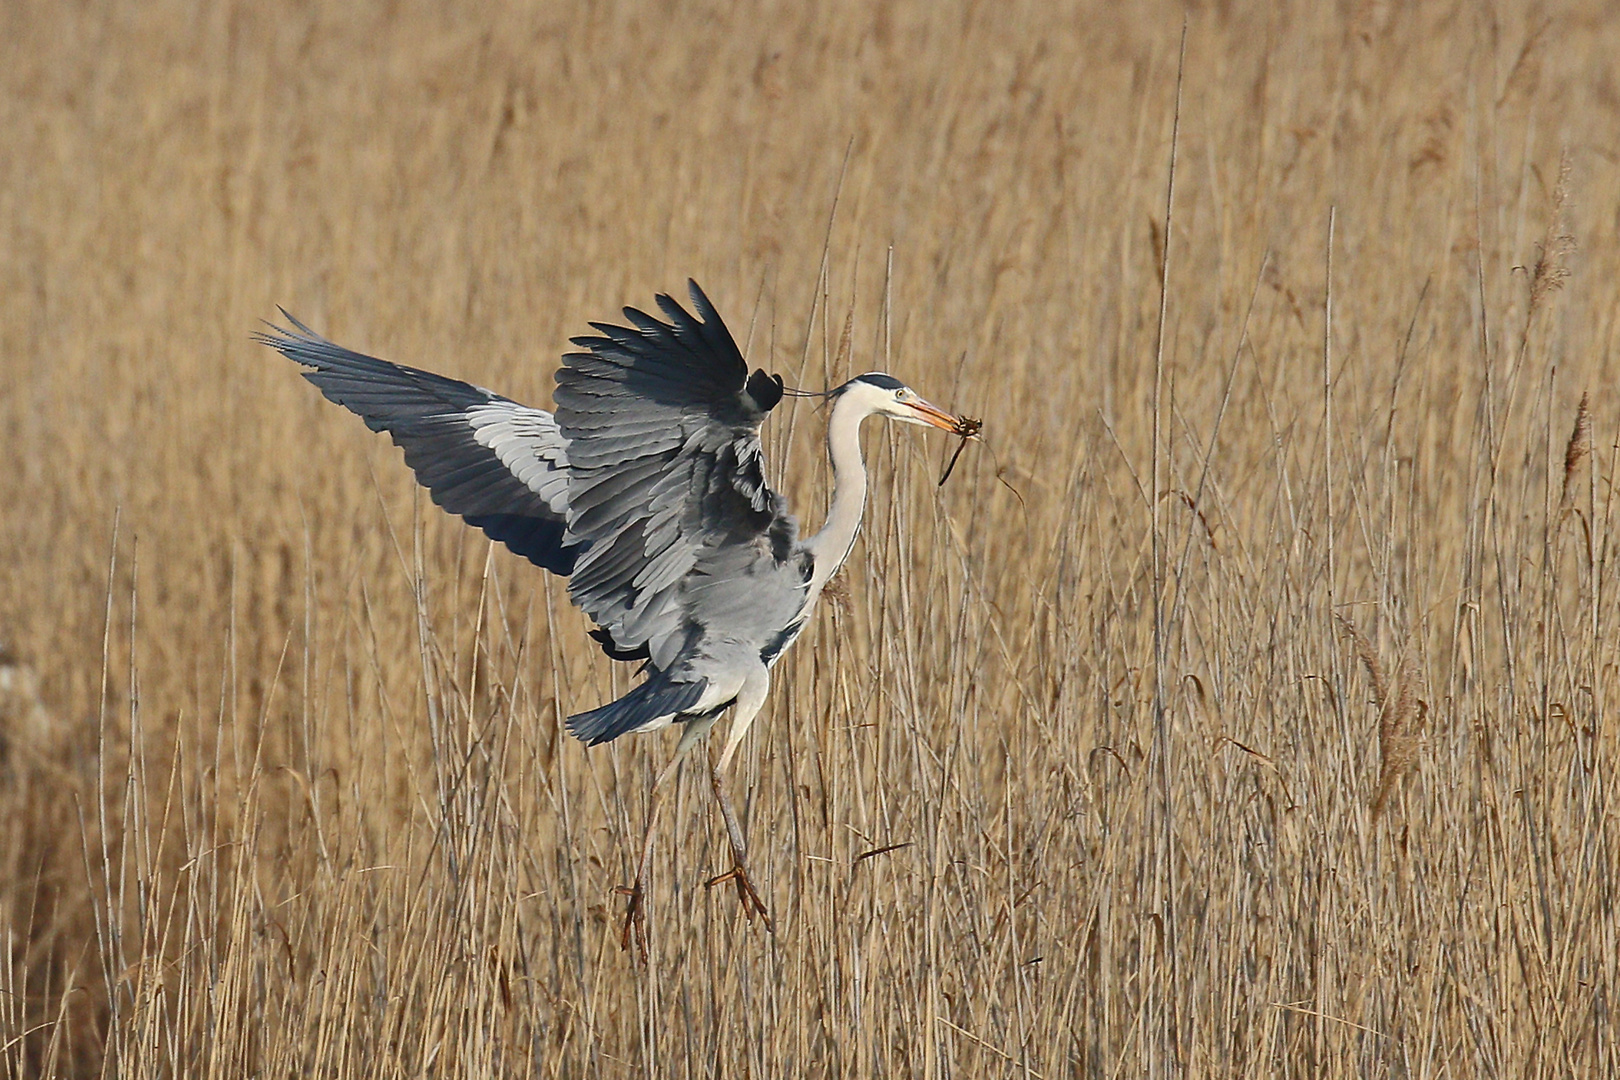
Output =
[{"x1": 2, "y1": 1, "x2": 1617, "y2": 1075}]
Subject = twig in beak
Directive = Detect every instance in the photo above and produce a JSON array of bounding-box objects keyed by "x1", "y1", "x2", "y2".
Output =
[{"x1": 938, "y1": 416, "x2": 983, "y2": 487}]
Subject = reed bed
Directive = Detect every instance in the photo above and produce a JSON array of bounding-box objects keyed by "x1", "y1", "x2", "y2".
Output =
[{"x1": 1, "y1": 1, "x2": 1616, "y2": 1075}]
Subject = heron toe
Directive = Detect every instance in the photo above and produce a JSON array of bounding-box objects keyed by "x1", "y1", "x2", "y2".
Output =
[
  {"x1": 614, "y1": 881, "x2": 650, "y2": 958},
  {"x1": 706, "y1": 864, "x2": 775, "y2": 933}
]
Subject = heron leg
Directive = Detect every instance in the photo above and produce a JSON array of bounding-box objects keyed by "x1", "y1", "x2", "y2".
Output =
[
  {"x1": 702, "y1": 667, "x2": 775, "y2": 933},
  {"x1": 618, "y1": 711, "x2": 717, "y2": 958},
  {"x1": 705, "y1": 764, "x2": 775, "y2": 931}
]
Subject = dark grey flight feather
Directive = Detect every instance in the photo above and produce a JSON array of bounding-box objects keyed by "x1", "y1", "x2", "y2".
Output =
[{"x1": 254, "y1": 314, "x2": 578, "y2": 575}]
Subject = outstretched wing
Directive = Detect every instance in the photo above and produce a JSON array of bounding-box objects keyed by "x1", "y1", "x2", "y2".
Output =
[
  {"x1": 257, "y1": 315, "x2": 578, "y2": 575},
  {"x1": 553, "y1": 281, "x2": 802, "y2": 675}
]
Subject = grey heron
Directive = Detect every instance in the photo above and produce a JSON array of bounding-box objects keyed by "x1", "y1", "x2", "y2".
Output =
[{"x1": 256, "y1": 282, "x2": 969, "y2": 947}]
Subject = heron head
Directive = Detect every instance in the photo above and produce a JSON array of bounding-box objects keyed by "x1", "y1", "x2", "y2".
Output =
[{"x1": 833, "y1": 372, "x2": 962, "y2": 432}]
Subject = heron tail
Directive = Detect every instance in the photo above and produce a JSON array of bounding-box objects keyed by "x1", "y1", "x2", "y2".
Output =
[{"x1": 565, "y1": 672, "x2": 708, "y2": 746}]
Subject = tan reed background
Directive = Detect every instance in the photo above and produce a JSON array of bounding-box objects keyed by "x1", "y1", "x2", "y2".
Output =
[{"x1": 1, "y1": 0, "x2": 1616, "y2": 1075}]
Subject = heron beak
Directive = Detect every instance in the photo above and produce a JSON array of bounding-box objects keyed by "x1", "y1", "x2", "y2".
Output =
[{"x1": 905, "y1": 398, "x2": 965, "y2": 433}]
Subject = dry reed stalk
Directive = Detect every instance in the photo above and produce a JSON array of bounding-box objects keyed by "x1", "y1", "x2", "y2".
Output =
[
  {"x1": 1338, "y1": 616, "x2": 1424, "y2": 818},
  {"x1": 1557, "y1": 391, "x2": 1591, "y2": 520},
  {"x1": 1370, "y1": 661, "x2": 1423, "y2": 819},
  {"x1": 3, "y1": 4, "x2": 1617, "y2": 1076},
  {"x1": 1528, "y1": 153, "x2": 1575, "y2": 314}
]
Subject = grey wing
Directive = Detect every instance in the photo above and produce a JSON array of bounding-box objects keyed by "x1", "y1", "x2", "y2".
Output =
[
  {"x1": 256, "y1": 314, "x2": 578, "y2": 576},
  {"x1": 553, "y1": 281, "x2": 803, "y2": 679}
]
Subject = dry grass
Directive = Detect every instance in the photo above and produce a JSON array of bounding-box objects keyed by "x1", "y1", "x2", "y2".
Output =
[{"x1": 2, "y1": 1, "x2": 1617, "y2": 1075}]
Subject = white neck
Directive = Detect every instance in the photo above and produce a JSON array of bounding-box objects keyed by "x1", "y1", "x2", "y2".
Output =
[{"x1": 804, "y1": 394, "x2": 873, "y2": 593}]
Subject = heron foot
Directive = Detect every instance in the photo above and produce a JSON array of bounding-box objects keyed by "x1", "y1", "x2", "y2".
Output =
[
  {"x1": 704, "y1": 865, "x2": 775, "y2": 933},
  {"x1": 613, "y1": 882, "x2": 649, "y2": 959}
]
